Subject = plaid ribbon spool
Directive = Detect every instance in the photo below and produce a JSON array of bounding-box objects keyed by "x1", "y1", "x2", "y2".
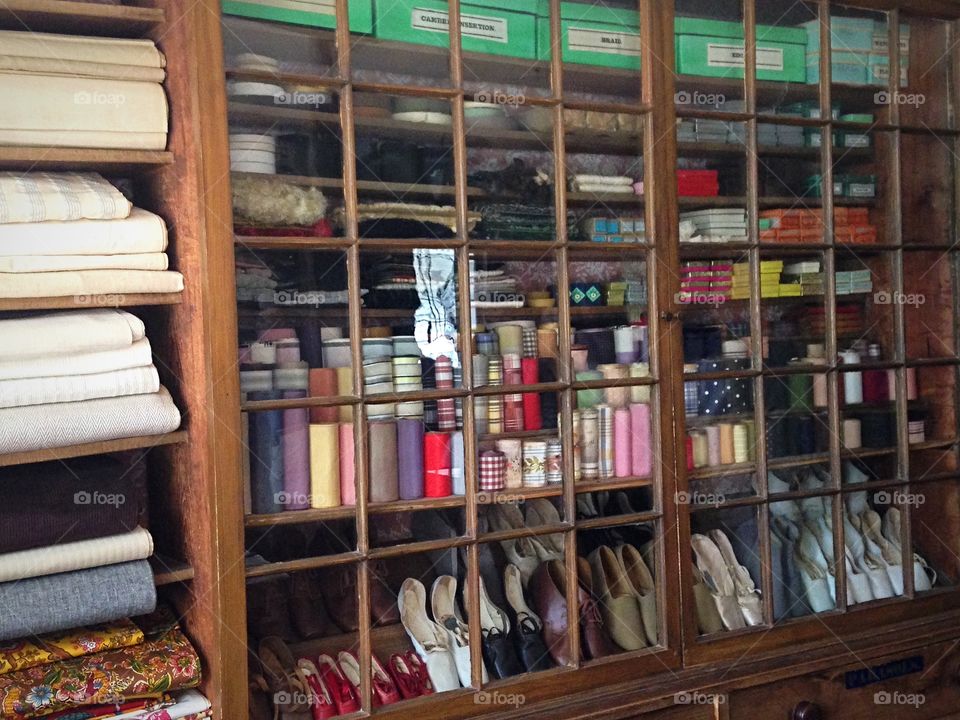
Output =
[
  {"x1": 435, "y1": 355, "x2": 456, "y2": 430},
  {"x1": 479, "y1": 450, "x2": 506, "y2": 491},
  {"x1": 522, "y1": 327, "x2": 539, "y2": 358}
]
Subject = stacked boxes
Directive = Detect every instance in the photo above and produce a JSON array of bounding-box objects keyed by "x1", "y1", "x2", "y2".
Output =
[
  {"x1": 679, "y1": 261, "x2": 732, "y2": 304},
  {"x1": 222, "y1": 0, "x2": 373, "y2": 31},
  {"x1": 537, "y1": 1, "x2": 641, "y2": 70},
  {"x1": 802, "y1": 17, "x2": 909, "y2": 86},
  {"x1": 781, "y1": 260, "x2": 825, "y2": 296},
  {"x1": 580, "y1": 214, "x2": 646, "y2": 243},
  {"x1": 731, "y1": 260, "x2": 787, "y2": 299}
]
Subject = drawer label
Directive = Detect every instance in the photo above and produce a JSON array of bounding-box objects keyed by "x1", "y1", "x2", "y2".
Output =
[
  {"x1": 707, "y1": 43, "x2": 785, "y2": 72},
  {"x1": 412, "y1": 8, "x2": 509, "y2": 44},
  {"x1": 567, "y1": 26, "x2": 642, "y2": 56},
  {"x1": 845, "y1": 655, "x2": 924, "y2": 689}
]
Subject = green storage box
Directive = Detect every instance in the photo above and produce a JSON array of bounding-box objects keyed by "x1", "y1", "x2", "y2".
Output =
[
  {"x1": 372, "y1": 0, "x2": 537, "y2": 59},
  {"x1": 675, "y1": 17, "x2": 806, "y2": 82},
  {"x1": 805, "y1": 51, "x2": 869, "y2": 85},
  {"x1": 802, "y1": 17, "x2": 875, "y2": 53},
  {"x1": 222, "y1": 0, "x2": 373, "y2": 33},
  {"x1": 536, "y1": 1, "x2": 641, "y2": 70}
]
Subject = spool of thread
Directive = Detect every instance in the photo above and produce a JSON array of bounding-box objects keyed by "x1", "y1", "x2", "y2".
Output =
[
  {"x1": 479, "y1": 450, "x2": 506, "y2": 491},
  {"x1": 275, "y1": 338, "x2": 301, "y2": 364},
  {"x1": 840, "y1": 350, "x2": 863, "y2": 404},
  {"x1": 629, "y1": 362, "x2": 651, "y2": 403},
  {"x1": 308, "y1": 368, "x2": 340, "y2": 423},
  {"x1": 495, "y1": 439, "x2": 523, "y2": 489},
  {"x1": 690, "y1": 429, "x2": 708, "y2": 468},
  {"x1": 572, "y1": 410, "x2": 582, "y2": 481},
  {"x1": 339, "y1": 423, "x2": 356, "y2": 505},
  {"x1": 397, "y1": 418, "x2": 425, "y2": 500},
  {"x1": 842, "y1": 418, "x2": 862, "y2": 449},
  {"x1": 807, "y1": 358, "x2": 828, "y2": 408},
  {"x1": 362, "y1": 338, "x2": 393, "y2": 360},
  {"x1": 435, "y1": 355, "x2": 456, "y2": 431},
  {"x1": 451, "y1": 431, "x2": 465, "y2": 495},
  {"x1": 807, "y1": 343, "x2": 825, "y2": 359},
  {"x1": 522, "y1": 441, "x2": 548, "y2": 487},
  {"x1": 786, "y1": 371, "x2": 813, "y2": 413},
  {"x1": 580, "y1": 408, "x2": 599, "y2": 479},
  {"x1": 599, "y1": 363, "x2": 630, "y2": 408},
  {"x1": 685, "y1": 434, "x2": 694, "y2": 471},
  {"x1": 722, "y1": 339, "x2": 748, "y2": 358},
  {"x1": 537, "y1": 327, "x2": 558, "y2": 359},
  {"x1": 546, "y1": 440, "x2": 562, "y2": 483},
  {"x1": 613, "y1": 408, "x2": 632, "y2": 478},
  {"x1": 705, "y1": 424, "x2": 721, "y2": 466},
  {"x1": 322, "y1": 338, "x2": 351, "y2": 368},
  {"x1": 614, "y1": 325, "x2": 637, "y2": 365},
  {"x1": 521, "y1": 357, "x2": 542, "y2": 431},
  {"x1": 476, "y1": 332, "x2": 497, "y2": 356},
  {"x1": 862, "y1": 369, "x2": 888, "y2": 403},
  {"x1": 630, "y1": 403, "x2": 652, "y2": 477},
  {"x1": 538, "y1": 358, "x2": 559, "y2": 430},
  {"x1": 732, "y1": 423, "x2": 749, "y2": 464},
  {"x1": 309, "y1": 423, "x2": 340, "y2": 508},
  {"x1": 368, "y1": 421, "x2": 399, "y2": 503},
  {"x1": 495, "y1": 325, "x2": 523, "y2": 356},
  {"x1": 906, "y1": 367, "x2": 918, "y2": 399},
  {"x1": 597, "y1": 404, "x2": 615, "y2": 479},
  {"x1": 718, "y1": 423, "x2": 735, "y2": 464},
  {"x1": 424, "y1": 432, "x2": 452, "y2": 497}
]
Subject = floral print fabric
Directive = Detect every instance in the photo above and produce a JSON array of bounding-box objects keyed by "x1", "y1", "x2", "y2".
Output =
[{"x1": 0, "y1": 620, "x2": 144, "y2": 676}]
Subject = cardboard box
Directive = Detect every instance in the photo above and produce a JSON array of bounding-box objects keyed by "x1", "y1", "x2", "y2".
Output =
[
  {"x1": 536, "y1": 1, "x2": 641, "y2": 70},
  {"x1": 675, "y1": 17, "x2": 806, "y2": 82},
  {"x1": 222, "y1": 0, "x2": 373, "y2": 33},
  {"x1": 805, "y1": 50, "x2": 869, "y2": 84},
  {"x1": 373, "y1": 0, "x2": 537, "y2": 59}
]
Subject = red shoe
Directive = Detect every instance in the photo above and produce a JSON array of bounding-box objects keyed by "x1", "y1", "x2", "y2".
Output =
[
  {"x1": 404, "y1": 650, "x2": 435, "y2": 695},
  {"x1": 297, "y1": 659, "x2": 337, "y2": 720},
  {"x1": 337, "y1": 651, "x2": 402, "y2": 707},
  {"x1": 387, "y1": 653, "x2": 422, "y2": 700},
  {"x1": 316, "y1": 653, "x2": 360, "y2": 715}
]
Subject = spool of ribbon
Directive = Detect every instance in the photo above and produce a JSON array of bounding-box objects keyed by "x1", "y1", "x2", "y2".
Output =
[
  {"x1": 521, "y1": 357, "x2": 542, "y2": 431},
  {"x1": 336, "y1": 367, "x2": 353, "y2": 421},
  {"x1": 282, "y1": 388, "x2": 310, "y2": 510},
  {"x1": 308, "y1": 368, "x2": 339, "y2": 423},
  {"x1": 546, "y1": 440, "x2": 562, "y2": 483},
  {"x1": 339, "y1": 423, "x2": 356, "y2": 505},
  {"x1": 718, "y1": 422, "x2": 735, "y2": 464},
  {"x1": 842, "y1": 418, "x2": 862, "y2": 449},
  {"x1": 732, "y1": 423, "x2": 749, "y2": 464},
  {"x1": 522, "y1": 441, "x2": 548, "y2": 487},
  {"x1": 597, "y1": 404, "x2": 615, "y2": 479},
  {"x1": 614, "y1": 326, "x2": 637, "y2": 365},
  {"x1": 424, "y1": 431, "x2": 452, "y2": 497},
  {"x1": 599, "y1": 363, "x2": 630, "y2": 408},
  {"x1": 630, "y1": 403, "x2": 652, "y2": 477},
  {"x1": 368, "y1": 421, "x2": 399, "y2": 502},
  {"x1": 614, "y1": 407, "x2": 632, "y2": 478},
  {"x1": 690, "y1": 429, "x2": 708, "y2": 468},
  {"x1": 537, "y1": 326, "x2": 559, "y2": 359},
  {"x1": 495, "y1": 325, "x2": 524, "y2": 356},
  {"x1": 495, "y1": 438, "x2": 523, "y2": 488},
  {"x1": 451, "y1": 431, "x2": 465, "y2": 495},
  {"x1": 580, "y1": 408, "x2": 599, "y2": 479},
  {"x1": 629, "y1": 362, "x2": 651, "y2": 403},
  {"x1": 397, "y1": 418, "x2": 425, "y2": 500},
  {"x1": 840, "y1": 350, "x2": 863, "y2": 404},
  {"x1": 479, "y1": 450, "x2": 506, "y2": 491},
  {"x1": 309, "y1": 423, "x2": 340, "y2": 508},
  {"x1": 705, "y1": 424, "x2": 721, "y2": 466}
]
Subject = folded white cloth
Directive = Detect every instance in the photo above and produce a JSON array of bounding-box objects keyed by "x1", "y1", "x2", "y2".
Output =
[
  {"x1": 0, "y1": 253, "x2": 168, "y2": 272},
  {"x1": 571, "y1": 183, "x2": 636, "y2": 194},
  {"x1": 0, "y1": 365, "x2": 160, "y2": 408},
  {"x1": 0, "y1": 73, "x2": 168, "y2": 151},
  {"x1": 0, "y1": 172, "x2": 131, "y2": 224},
  {"x1": 0, "y1": 31, "x2": 165, "y2": 68},
  {"x1": 0, "y1": 386, "x2": 181, "y2": 453},
  {"x1": 0, "y1": 527, "x2": 154, "y2": 582},
  {"x1": 0, "y1": 55, "x2": 166, "y2": 82},
  {"x1": 0, "y1": 337, "x2": 152, "y2": 380},
  {"x1": 0, "y1": 268, "x2": 184, "y2": 297},
  {"x1": 0, "y1": 208, "x2": 167, "y2": 255},
  {"x1": 571, "y1": 174, "x2": 634, "y2": 186},
  {"x1": 0, "y1": 309, "x2": 144, "y2": 360}
]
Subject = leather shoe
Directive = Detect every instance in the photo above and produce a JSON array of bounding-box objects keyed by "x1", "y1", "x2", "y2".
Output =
[
  {"x1": 530, "y1": 560, "x2": 573, "y2": 666},
  {"x1": 588, "y1": 546, "x2": 646, "y2": 651},
  {"x1": 473, "y1": 576, "x2": 523, "y2": 679},
  {"x1": 576, "y1": 557, "x2": 618, "y2": 659},
  {"x1": 398, "y1": 578, "x2": 460, "y2": 691},
  {"x1": 504, "y1": 563, "x2": 552, "y2": 672}
]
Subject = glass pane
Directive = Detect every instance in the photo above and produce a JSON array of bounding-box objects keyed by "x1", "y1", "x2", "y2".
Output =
[
  {"x1": 908, "y1": 480, "x2": 960, "y2": 594},
  {"x1": 675, "y1": 0, "x2": 746, "y2": 108},
  {"x1": 755, "y1": 1, "x2": 818, "y2": 111},
  {"x1": 908, "y1": 365, "x2": 960, "y2": 476},
  {"x1": 893, "y1": 16, "x2": 950, "y2": 128},
  {"x1": 823, "y1": 7, "x2": 890, "y2": 116},
  {"x1": 903, "y1": 250, "x2": 957, "y2": 360}
]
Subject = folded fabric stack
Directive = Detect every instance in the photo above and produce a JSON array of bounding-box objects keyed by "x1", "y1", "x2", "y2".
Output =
[
  {"x1": 471, "y1": 267, "x2": 522, "y2": 308},
  {"x1": 781, "y1": 260, "x2": 825, "y2": 295},
  {"x1": 0, "y1": 31, "x2": 167, "y2": 150},
  {"x1": 0, "y1": 610, "x2": 204, "y2": 719},
  {"x1": 0, "y1": 173, "x2": 183, "y2": 298},
  {"x1": 679, "y1": 260, "x2": 732, "y2": 304},
  {"x1": 756, "y1": 122, "x2": 804, "y2": 147},
  {"x1": 836, "y1": 269, "x2": 873, "y2": 295},
  {"x1": 363, "y1": 255, "x2": 420, "y2": 309},
  {"x1": 0, "y1": 309, "x2": 181, "y2": 453},
  {"x1": 475, "y1": 203, "x2": 558, "y2": 240},
  {"x1": 339, "y1": 202, "x2": 480, "y2": 238},
  {"x1": 679, "y1": 208, "x2": 748, "y2": 243},
  {"x1": 569, "y1": 174, "x2": 636, "y2": 195},
  {"x1": 731, "y1": 260, "x2": 789, "y2": 299},
  {"x1": 236, "y1": 254, "x2": 279, "y2": 304},
  {"x1": 834, "y1": 206, "x2": 877, "y2": 244}
]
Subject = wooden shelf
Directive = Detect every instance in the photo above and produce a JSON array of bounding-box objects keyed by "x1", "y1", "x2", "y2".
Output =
[
  {"x1": 231, "y1": 170, "x2": 483, "y2": 199},
  {"x1": 0, "y1": 293, "x2": 182, "y2": 312},
  {"x1": 688, "y1": 462, "x2": 757, "y2": 480},
  {"x1": 0, "y1": 1, "x2": 164, "y2": 36},
  {"x1": 151, "y1": 557, "x2": 195, "y2": 586},
  {"x1": 236, "y1": 303, "x2": 634, "y2": 322},
  {"x1": 575, "y1": 476, "x2": 654, "y2": 493},
  {"x1": 0, "y1": 431, "x2": 187, "y2": 469},
  {"x1": 0, "y1": 147, "x2": 173, "y2": 171},
  {"x1": 478, "y1": 428, "x2": 559, "y2": 442},
  {"x1": 477, "y1": 486, "x2": 563, "y2": 504}
]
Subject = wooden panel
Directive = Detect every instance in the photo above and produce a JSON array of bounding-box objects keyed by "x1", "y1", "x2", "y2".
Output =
[{"x1": 0, "y1": 1, "x2": 164, "y2": 36}]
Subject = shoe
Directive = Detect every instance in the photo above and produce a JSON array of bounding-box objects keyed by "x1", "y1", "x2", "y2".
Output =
[
  {"x1": 709, "y1": 530, "x2": 765, "y2": 626},
  {"x1": 387, "y1": 653, "x2": 423, "y2": 700},
  {"x1": 576, "y1": 493, "x2": 600, "y2": 519},
  {"x1": 247, "y1": 577, "x2": 298, "y2": 643},
  {"x1": 403, "y1": 651, "x2": 435, "y2": 695},
  {"x1": 289, "y1": 572, "x2": 332, "y2": 640},
  {"x1": 691, "y1": 564, "x2": 724, "y2": 634},
  {"x1": 398, "y1": 578, "x2": 459, "y2": 692},
  {"x1": 859, "y1": 509, "x2": 904, "y2": 594},
  {"x1": 430, "y1": 575, "x2": 487, "y2": 687},
  {"x1": 576, "y1": 556, "x2": 618, "y2": 659},
  {"x1": 615, "y1": 544, "x2": 658, "y2": 645},
  {"x1": 882, "y1": 508, "x2": 935, "y2": 592},
  {"x1": 525, "y1": 499, "x2": 565, "y2": 555},
  {"x1": 587, "y1": 546, "x2": 646, "y2": 651},
  {"x1": 370, "y1": 561, "x2": 400, "y2": 626},
  {"x1": 691, "y1": 534, "x2": 746, "y2": 630},
  {"x1": 258, "y1": 637, "x2": 310, "y2": 715},
  {"x1": 805, "y1": 515, "x2": 838, "y2": 604},
  {"x1": 297, "y1": 659, "x2": 337, "y2": 720},
  {"x1": 336, "y1": 651, "x2": 401, "y2": 707},
  {"x1": 502, "y1": 536, "x2": 541, "y2": 586},
  {"x1": 844, "y1": 515, "x2": 895, "y2": 600},
  {"x1": 795, "y1": 527, "x2": 836, "y2": 613},
  {"x1": 529, "y1": 560, "x2": 573, "y2": 666},
  {"x1": 313, "y1": 654, "x2": 360, "y2": 715},
  {"x1": 319, "y1": 565, "x2": 359, "y2": 632},
  {"x1": 469, "y1": 575, "x2": 523, "y2": 679},
  {"x1": 504, "y1": 563, "x2": 553, "y2": 672}
]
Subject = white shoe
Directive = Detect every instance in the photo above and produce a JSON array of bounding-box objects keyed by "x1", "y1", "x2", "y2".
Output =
[
  {"x1": 843, "y1": 462, "x2": 870, "y2": 516},
  {"x1": 398, "y1": 578, "x2": 460, "y2": 692},
  {"x1": 805, "y1": 516, "x2": 837, "y2": 604},
  {"x1": 691, "y1": 534, "x2": 746, "y2": 630},
  {"x1": 709, "y1": 530, "x2": 764, "y2": 626},
  {"x1": 431, "y1": 575, "x2": 487, "y2": 687},
  {"x1": 525, "y1": 498, "x2": 565, "y2": 555},
  {"x1": 796, "y1": 527, "x2": 835, "y2": 613},
  {"x1": 845, "y1": 515, "x2": 896, "y2": 600},
  {"x1": 859, "y1": 509, "x2": 904, "y2": 594}
]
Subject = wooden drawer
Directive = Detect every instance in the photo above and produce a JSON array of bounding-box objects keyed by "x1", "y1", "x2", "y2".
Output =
[{"x1": 728, "y1": 640, "x2": 960, "y2": 720}]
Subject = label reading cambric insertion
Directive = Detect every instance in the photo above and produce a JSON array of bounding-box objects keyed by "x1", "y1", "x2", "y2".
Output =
[
  {"x1": 706, "y1": 43, "x2": 784, "y2": 72},
  {"x1": 412, "y1": 7, "x2": 508, "y2": 43},
  {"x1": 567, "y1": 26, "x2": 641, "y2": 56}
]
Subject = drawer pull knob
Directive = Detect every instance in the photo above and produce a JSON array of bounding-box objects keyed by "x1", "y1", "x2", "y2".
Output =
[{"x1": 792, "y1": 701, "x2": 822, "y2": 720}]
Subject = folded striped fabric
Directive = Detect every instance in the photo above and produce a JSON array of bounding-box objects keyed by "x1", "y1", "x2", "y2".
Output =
[
  {"x1": 0, "y1": 268, "x2": 184, "y2": 297},
  {"x1": 0, "y1": 30, "x2": 165, "y2": 69},
  {"x1": 0, "y1": 365, "x2": 160, "y2": 408},
  {"x1": 0, "y1": 253, "x2": 169, "y2": 272},
  {"x1": 0, "y1": 386, "x2": 181, "y2": 453},
  {"x1": 0, "y1": 55, "x2": 166, "y2": 82},
  {"x1": 0, "y1": 337, "x2": 152, "y2": 381},
  {"x1": 0, "y1": 173, "x2": 131, "y2": 224},
  {"x1": 0, "y1": 208, "x2": 167, "y2": 256},
  {"x1": 0, "y1": 619, "x2": 144, "y2": 675},
  {"x1": 0, "y1": 527, "x2": 153, "y2": 582},
  {"x1": 0, "y1": 309, "x2": 144, "y2": 360},
  {"x1": 0, "y1": 561, "x2": 156, "y2": 641}
]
